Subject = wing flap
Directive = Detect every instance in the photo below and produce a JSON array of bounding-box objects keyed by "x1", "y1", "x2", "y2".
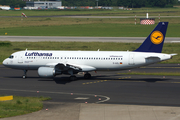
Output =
[{"x1": 67, "y1": 63, "x2": 96, "y2": 72}]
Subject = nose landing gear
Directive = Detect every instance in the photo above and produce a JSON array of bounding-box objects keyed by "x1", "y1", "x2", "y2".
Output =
[{"x1": 23, "y1": 70, "x2": 28, "y2": 79}]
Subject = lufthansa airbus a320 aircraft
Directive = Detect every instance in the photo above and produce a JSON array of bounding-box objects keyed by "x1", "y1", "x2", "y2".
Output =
[{"x1": 3, "y1": 22, "x2": 176, "y2": 80}]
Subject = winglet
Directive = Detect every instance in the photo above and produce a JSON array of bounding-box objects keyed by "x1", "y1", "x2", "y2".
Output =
[{"x1": 134, "y1": 22, "x2": 168, "y2": 53}]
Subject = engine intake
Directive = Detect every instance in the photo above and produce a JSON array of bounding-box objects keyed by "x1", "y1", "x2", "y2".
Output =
[{"x1": 38, "y1": 67, "x2": 55, "y2": 78}]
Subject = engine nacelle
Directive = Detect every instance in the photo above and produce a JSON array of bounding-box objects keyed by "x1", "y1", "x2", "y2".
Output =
[{"x1": 38, "y1": 67, "x2": 55, "y2": 78}]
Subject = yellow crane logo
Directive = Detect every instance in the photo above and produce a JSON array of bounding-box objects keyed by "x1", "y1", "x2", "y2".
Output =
[{"x1": 150, "y1": 31, "x2": 164, "y2": 44}]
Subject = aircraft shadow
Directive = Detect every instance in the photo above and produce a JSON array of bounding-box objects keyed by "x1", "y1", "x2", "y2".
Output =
[
  {"x1": 38, "y1": 77, "x2": 80, "y2": 84},
  {"x1": 54, "y1": 76, "x2": 170, "y2": 84},
  {"x1": 122, "y1": 78, "x2": 170, "y2": 83},
  {"x1": 92, "y1": 75, "x2": 170, "y2": 83},
  {"x1": 5, "y1": 75, "x2": 170, "y2": 84}
]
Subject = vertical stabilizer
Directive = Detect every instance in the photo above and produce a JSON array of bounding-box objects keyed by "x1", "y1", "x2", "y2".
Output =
[{"x1": 134, "y1": 22, "x2": 168, "y2": 53}]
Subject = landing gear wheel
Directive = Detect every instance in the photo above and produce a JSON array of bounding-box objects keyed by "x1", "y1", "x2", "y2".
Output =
[
  {"x1": 23, "y1": 70, "x2": 28, "y2": 79},
  {"x1": 84, "y1": 73, "x2": 91, "y2": 79},
  {"x1": 23, "y1": 75, "x2": 26, "y2": 79},
  {"x1": 70, "y1": 75, "x2": 77, "y2": 81}
]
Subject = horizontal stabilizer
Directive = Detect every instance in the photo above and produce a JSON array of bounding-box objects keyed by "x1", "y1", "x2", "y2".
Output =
[
  {"x1": 170, "y1": 54, "x2": 177, "y2": 56},
  {"x1": 145, "y1": 56, "x2": 160, "y2": 59}
]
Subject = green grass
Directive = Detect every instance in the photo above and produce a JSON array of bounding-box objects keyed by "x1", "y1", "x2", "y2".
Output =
[
  {"x1": 0, "y1": 96, "x2": 51, "y2": 118},
  {"x1": 0, "y1": 42, "x2": 179, "y2": 64},
  {"x1": 1, "y1": 23, "x2": 180, "y2": 37}
]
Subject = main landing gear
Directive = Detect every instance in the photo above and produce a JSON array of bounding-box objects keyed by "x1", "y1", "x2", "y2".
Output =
[
  {"x1": 69, "y1": 72, "x2": 91, "y2": 81},
  {"x1": 84, "y1": 73, "x2": 91, "y2": 79},
  {"x1": 23, "y1": 70, "x2": 27, "y2": 79}
]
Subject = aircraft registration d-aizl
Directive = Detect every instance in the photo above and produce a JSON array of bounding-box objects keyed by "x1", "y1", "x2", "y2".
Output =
[{"x1": 3, "y1": 22, "x2": 177, "y2": 80}]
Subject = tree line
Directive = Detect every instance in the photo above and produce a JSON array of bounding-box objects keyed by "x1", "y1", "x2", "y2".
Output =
[
  {"x1": 61, "y1": 0, "x2": 178, "y2": 8},
  {"x1": 0, "y1": 0, "x2": 25, "y2": 8},
  {"x1": 0, "y1": 0, "x2": 178, "y2": 8}
]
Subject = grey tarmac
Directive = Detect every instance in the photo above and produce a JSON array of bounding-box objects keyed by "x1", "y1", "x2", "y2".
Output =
[
  {"x1": 1, "y1": 102, "x2": 180, "y2": 120},
  {"x1": 1, "y1": 64, "x2": 180, "y2": 120}
]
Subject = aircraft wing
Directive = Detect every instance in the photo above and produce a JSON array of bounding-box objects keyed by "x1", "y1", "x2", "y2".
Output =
[
  {"x1": 66, "y1": 63, "x2": 96, "y2": 72},
  {"x1": 45, "y1": 62, "x2": 96, "y2": 73}
]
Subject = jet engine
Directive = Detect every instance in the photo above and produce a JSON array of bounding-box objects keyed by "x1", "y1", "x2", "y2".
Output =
[{"x1": 38, "y1": 67, "x2": 55, "y2": 78}]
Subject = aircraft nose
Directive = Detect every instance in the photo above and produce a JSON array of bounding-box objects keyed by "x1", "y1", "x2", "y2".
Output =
[{"x1": 3, "y1": 59, "x2": 8, "y2": 66}]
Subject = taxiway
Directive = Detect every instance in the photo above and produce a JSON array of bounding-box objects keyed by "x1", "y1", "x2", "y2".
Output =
[
  {"x1": 1, "y1": 64, "x2": 180, "y2": 120},
  {"x1": 0, "y1": 64, "x2": 180, "y2": 106},
  {"x1": 0, "y1": 36, "x2": 180, "y2": 43}
]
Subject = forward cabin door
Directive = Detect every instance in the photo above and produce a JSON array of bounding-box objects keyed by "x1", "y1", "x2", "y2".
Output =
[
  {"x1": 129, "y1": 53, "x2": 134, "y2": 65},
  {"x1": 18, "y1": 53, "x2": 23, "y2": 63}
]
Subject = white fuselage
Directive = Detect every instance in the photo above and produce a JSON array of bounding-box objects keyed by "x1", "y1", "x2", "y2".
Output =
[{"x1": 3, "y1": 50, "x2": 172, "y2": 71}]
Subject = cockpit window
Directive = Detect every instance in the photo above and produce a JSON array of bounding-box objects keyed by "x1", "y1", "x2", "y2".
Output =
[{"x1": 9, "y1": 55, "x2": 14, "y2": 59}]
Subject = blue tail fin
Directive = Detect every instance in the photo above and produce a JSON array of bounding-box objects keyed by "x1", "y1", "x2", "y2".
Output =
[{"x1": 134, "y1": 22, "x2": 168, "y2": 53}]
